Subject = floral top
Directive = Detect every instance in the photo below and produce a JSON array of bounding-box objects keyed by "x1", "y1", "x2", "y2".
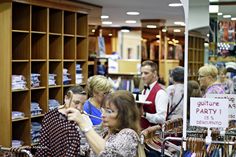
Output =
[
  {"x1": 95, "y1": 128, "x2": 139, "y2": 157},
  {"x1": 203, "y1": 83, "x2": 225, "y2": 97}
]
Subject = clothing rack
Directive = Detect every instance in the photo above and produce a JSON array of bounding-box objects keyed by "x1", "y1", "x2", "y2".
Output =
[
  {"x1": 161, "y1": 137, "x2": 236, "y2": 157},
  {"x1": 0, "y1": 146, "x2": 33, "y2": 157}
]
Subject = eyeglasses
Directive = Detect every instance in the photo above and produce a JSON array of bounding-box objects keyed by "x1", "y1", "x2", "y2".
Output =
[
  {"x1": 198, "y1": 75, "x2": 207, "y2": 79},
  {"x1": 101, "y1": 107, "x2": 117, "y2": 114},
  {"x1": 97, "y1": 91, "x2": 111, "y2": 97}
]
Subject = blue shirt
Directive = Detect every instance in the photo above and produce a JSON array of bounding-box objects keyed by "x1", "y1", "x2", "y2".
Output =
[{"x1": 83, "y1": 100, "x2": 102, "y2": 125}]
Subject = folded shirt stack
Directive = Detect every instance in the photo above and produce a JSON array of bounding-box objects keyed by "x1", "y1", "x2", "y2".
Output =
[
  {"x1": 12, "y1": 140, "x2": 23, "y2": 148},
  {"x1": 31, "y1": 122, "x2": 42, "y2": 144},
  {"x1": 31, "y1": 73, "x2": 40, "y2": 88},
  {"x1": 48, "y1": 99, "x2": 60, "y2": 111},
  {"x1": 12, "y1": 111, "x2": 25, "y2": 120},
  {"x1": 31, "y1": 102, "x2": 42, "y2": 116},
  {"x1": 63, "y1": 68, "x2": 71, "y2": 85},
  {"x1": 76, "y1": 64, "x2": 83, "y2": 84},
  {"x1": 48, "y1": 73, "x2": 57, "y2": 86},
  {"x1": 12, "y1": 75, "x2": 27, "y2": 90}
]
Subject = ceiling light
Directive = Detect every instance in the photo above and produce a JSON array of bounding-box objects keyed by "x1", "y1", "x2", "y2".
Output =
[
  {"x1": 209, "y1": 0, "x2": 218, "y2": 2},
  {"x1": 146, "y1": 25, "x2": 157, "y2": 28},
  {"x1": 126, "y1": 11, "x2": 140, "y2": 15},
  {"x1": 223, "y1": 15, "x2": 231, "y2": 18},
  {"x1": 111, "y1": 24, "x2": 120, "y2": 27},
  {"x1": 162, "y1": 28, "x2": 167, "y2": 32},
  {"x1": 156, "y1": 35, "x2": 160, "y2": 38},
  {"x1": 168, "y1": 3, "x2": 183, "y2": 7},
  {"x1": 108, "y1": 33, "x2": 112, "y2": 36},
  {"x1": 174, "y1": 21, "x2": 185, "y2": 26},
  {"x1": 231, "y1": 17, "x2": 236, "y2": 20},
  {"x1": 101, "y1": 15, "x2": 109, "y2": 19},
  {"x1": 125, "y1": 20, "x2": 136, "y2": 24},
  {"x1": 102, "y1": 21, "x2": 112, "y2": 25},
  {"x1": 207, "y1": 34, "x2": 210, "y2": 37},
  {"x1": 121, "y1": 26, "x2": 131, "y2": 33},
  {"x1": 92, "y1": 29, "x2": 95, "y2": 33},
  {"x1": 217, "y1": 12, "x2": 223, "y2": 16},
  {"x1": 209, "y1": 5, "x2": 219, "y2": 13},
  {"x1": 173, "y1": 29, "x2": 181, "y2": 33}
]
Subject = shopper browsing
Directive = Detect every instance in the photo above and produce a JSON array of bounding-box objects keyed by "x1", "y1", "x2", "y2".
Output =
[
  {"x1": 83, "y1": 75, "x2": 113, "y2": 125},
  {"x1": 66, "y1": 90, "x2": 145, "y2": 157},
  {"x1": 35, "y1": 85, "x2": 87, "y2": 157}
]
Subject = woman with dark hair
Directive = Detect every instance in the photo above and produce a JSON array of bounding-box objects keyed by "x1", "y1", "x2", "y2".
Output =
[{"x1": 66, "y1": 90, "x2": 144, "y2": 157}]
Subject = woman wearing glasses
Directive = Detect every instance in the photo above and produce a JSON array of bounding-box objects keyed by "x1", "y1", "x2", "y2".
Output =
[
  {"x1": 198, "y1": 65, "x2": 225, "y2": 97},
  {"x1": 35, "y1": 85, "x2": 88, "y2": 157},
  {"x1": 66, "y1": 90, "x2": 144, "y2": 157},
  {"x1": 83, "y1": 75, "x2": 113, "y2": 125}
]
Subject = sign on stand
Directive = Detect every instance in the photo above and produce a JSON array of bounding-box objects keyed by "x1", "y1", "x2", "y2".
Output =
[
  {"x1": 190, "y1": 97, "x2": 229, "y2": 128},
  {"x1": 206, "y1": 94, "x2": 236, "y2": 120}
]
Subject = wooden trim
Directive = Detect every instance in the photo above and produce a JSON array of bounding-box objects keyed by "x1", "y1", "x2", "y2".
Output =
[{"x1": 0, "y1": 2, "x2": 12, "y2": 147}]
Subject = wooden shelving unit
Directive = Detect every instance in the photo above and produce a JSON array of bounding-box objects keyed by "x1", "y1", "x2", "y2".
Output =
[
  {"x1": 0, "y1": 0, "x2": 88, "y2": 147},
  {"x1": 188, "y1": 33, "x2": 205, "y2": 81}
]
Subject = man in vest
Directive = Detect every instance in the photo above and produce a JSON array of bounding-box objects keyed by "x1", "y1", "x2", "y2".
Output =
[{"x1": 140, "y1": 60, "x2": 168, "y2": 129}]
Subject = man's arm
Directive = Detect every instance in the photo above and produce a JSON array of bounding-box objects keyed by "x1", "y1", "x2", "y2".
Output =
[{"x1": 145, "y1": 89, "x2": 168, "y2": 124}]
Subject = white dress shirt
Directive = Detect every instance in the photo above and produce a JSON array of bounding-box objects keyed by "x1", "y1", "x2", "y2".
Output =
[{"x1": 142, "y1": 81, "x2": 169, "y2": 124}]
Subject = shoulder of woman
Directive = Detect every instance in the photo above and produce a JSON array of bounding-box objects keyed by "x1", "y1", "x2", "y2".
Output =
[{"x1": 118, "y1": 128, "x2": 139, "y2": 137}]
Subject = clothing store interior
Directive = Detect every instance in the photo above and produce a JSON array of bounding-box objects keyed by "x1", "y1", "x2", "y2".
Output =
[{"x1": 1, "y1": 0, "x2": 236, "y2": 156}]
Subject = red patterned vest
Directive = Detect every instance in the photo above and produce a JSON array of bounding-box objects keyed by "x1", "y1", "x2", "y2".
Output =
[{"x1": 141, "y1": 82, "x2": 162, "y2": 130}]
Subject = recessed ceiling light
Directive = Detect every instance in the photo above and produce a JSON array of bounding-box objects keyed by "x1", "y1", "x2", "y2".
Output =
[
  {"x1": 111, "y1": 24, "x2": 120, "y2": 27},
  {"x1": 146, "y1": 25, "x2": 157, "y2": 28},
  {"x1": 121, "y1": 29, "x2": 130, "y2": 33},
  {"x1": 156, "y1": 35, "x2": 160, "y2": 38},
  {"x1": 209, "y1": 0, "x2": 218, "y2": 2},
  {"x1": 108, "y1": 33, "x2": 113, "y2": 36},
  {"x1": 207, "y1": 34, "x2": 210, "y2": 37},
  {"x1": 101, "y1": 15, "x2": 109, "y2": 19},
  {"x1": 223, "y1": 15, "x2": 231, "y2": 18},
  {"x1": 217, "y1": 12, "x2": 223, "y2": 16},
  {"x1": 92, "y1": 29, "x2": 95, "y2": 33},
  {"x1": 125, "y1": 20, "x2": 136, "y2": 24},
  {"x1": 102, "y1": 21, "x2": 112, "y2": 25},
  {"x1": 231, "y1": 17, "x2": 236, "y2": 20},
  {"x1": 174, "y1": 21, "x2": 185, "y2": 26},
  {"x1": 168, "y1": 3, "x2": 183, "y2": 7},
  {"x1": 162, "y1": 28, "x2": 167, "y2": 32},
  {"x1": 209, "y1": 5, "x2": 219, "y2": 13},
  {"x1": 173, "y1": 29, "x2": 181, "y2": 33},
  {"x1": 126, "y1": 11, "x2": 140, "y2": 15}
]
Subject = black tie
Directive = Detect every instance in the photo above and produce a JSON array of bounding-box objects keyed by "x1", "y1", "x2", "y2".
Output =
[{"x1": 144, "y1": 85, "x2": 150, "y2": 90}]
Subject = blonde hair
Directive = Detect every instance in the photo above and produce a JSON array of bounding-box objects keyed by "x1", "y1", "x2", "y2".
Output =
[
  {"x1": 87, "y1": 75, "x2": 112, "y2": 96},
  {"x1": 198, "y1": 65, "x2": 218, "y2": 80}
]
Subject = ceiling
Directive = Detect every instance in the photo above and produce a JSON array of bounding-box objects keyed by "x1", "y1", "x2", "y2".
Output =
[{"x1": 76, "y1": 0, "x2": 185, "y2": 28}]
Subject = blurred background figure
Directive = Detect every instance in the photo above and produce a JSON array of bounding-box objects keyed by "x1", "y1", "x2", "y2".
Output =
[
  {"x1": 83, "y1": 75, "x2": 113, "y2": 125},
  {"x1": 216, "y1": 67, "x2": 234, "y2": 94},
  {"x1": 198, "y1": 64, "x2": 225, "y2": 97}
]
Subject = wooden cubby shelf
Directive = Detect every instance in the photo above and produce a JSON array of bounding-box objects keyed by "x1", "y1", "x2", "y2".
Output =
[{"x1": 0, "y1": 0, "x2": 88, "y2": 147}]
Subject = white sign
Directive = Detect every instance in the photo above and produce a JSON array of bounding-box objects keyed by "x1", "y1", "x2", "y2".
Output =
[
  {"x1": 206, "y1": 94, "x2": 236, "y2": 120},
  {"x1": 190, "y1": 97, "x2": 229, "y2": 128}
]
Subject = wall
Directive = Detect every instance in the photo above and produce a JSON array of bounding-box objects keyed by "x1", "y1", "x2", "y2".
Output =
[{"x1": 117, "y1": 30, "x2": 142, "y2": 59}]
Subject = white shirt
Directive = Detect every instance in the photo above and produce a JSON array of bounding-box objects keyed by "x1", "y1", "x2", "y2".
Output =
[
  {"x1": 166, "y1": 83, "x2": 184, "y2": 120},
  {"x1": 142, "y1": 81, "x2": 169, "y2": 124}
]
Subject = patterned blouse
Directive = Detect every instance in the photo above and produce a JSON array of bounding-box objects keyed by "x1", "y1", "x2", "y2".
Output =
[
  {"x1": 95, "y1": 128, "x2": 139, "y2": 157},
  {"x1": 35, "y1": 109, "x2": 81, "y2": 157},
  {"x1": 203, "y1": 83, "x2": 225, "y2": 97}
]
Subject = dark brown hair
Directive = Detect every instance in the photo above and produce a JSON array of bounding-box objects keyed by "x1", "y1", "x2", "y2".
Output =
[{"x1": 103, "y1": 90, "x2": 140, "y2": 133}]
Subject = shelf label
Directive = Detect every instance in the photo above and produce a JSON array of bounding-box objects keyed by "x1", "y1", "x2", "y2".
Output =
[
  {"x1": 206, "y1": 94, "x2": 236, "y2": 120},
  {"x1": 190, "y1": 97, "x2": 228, "y2": 128}
]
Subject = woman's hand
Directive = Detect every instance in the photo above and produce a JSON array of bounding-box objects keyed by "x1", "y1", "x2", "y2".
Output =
[{"x1": 66, "y1": 108, "x2": 93, "y2": 132}]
